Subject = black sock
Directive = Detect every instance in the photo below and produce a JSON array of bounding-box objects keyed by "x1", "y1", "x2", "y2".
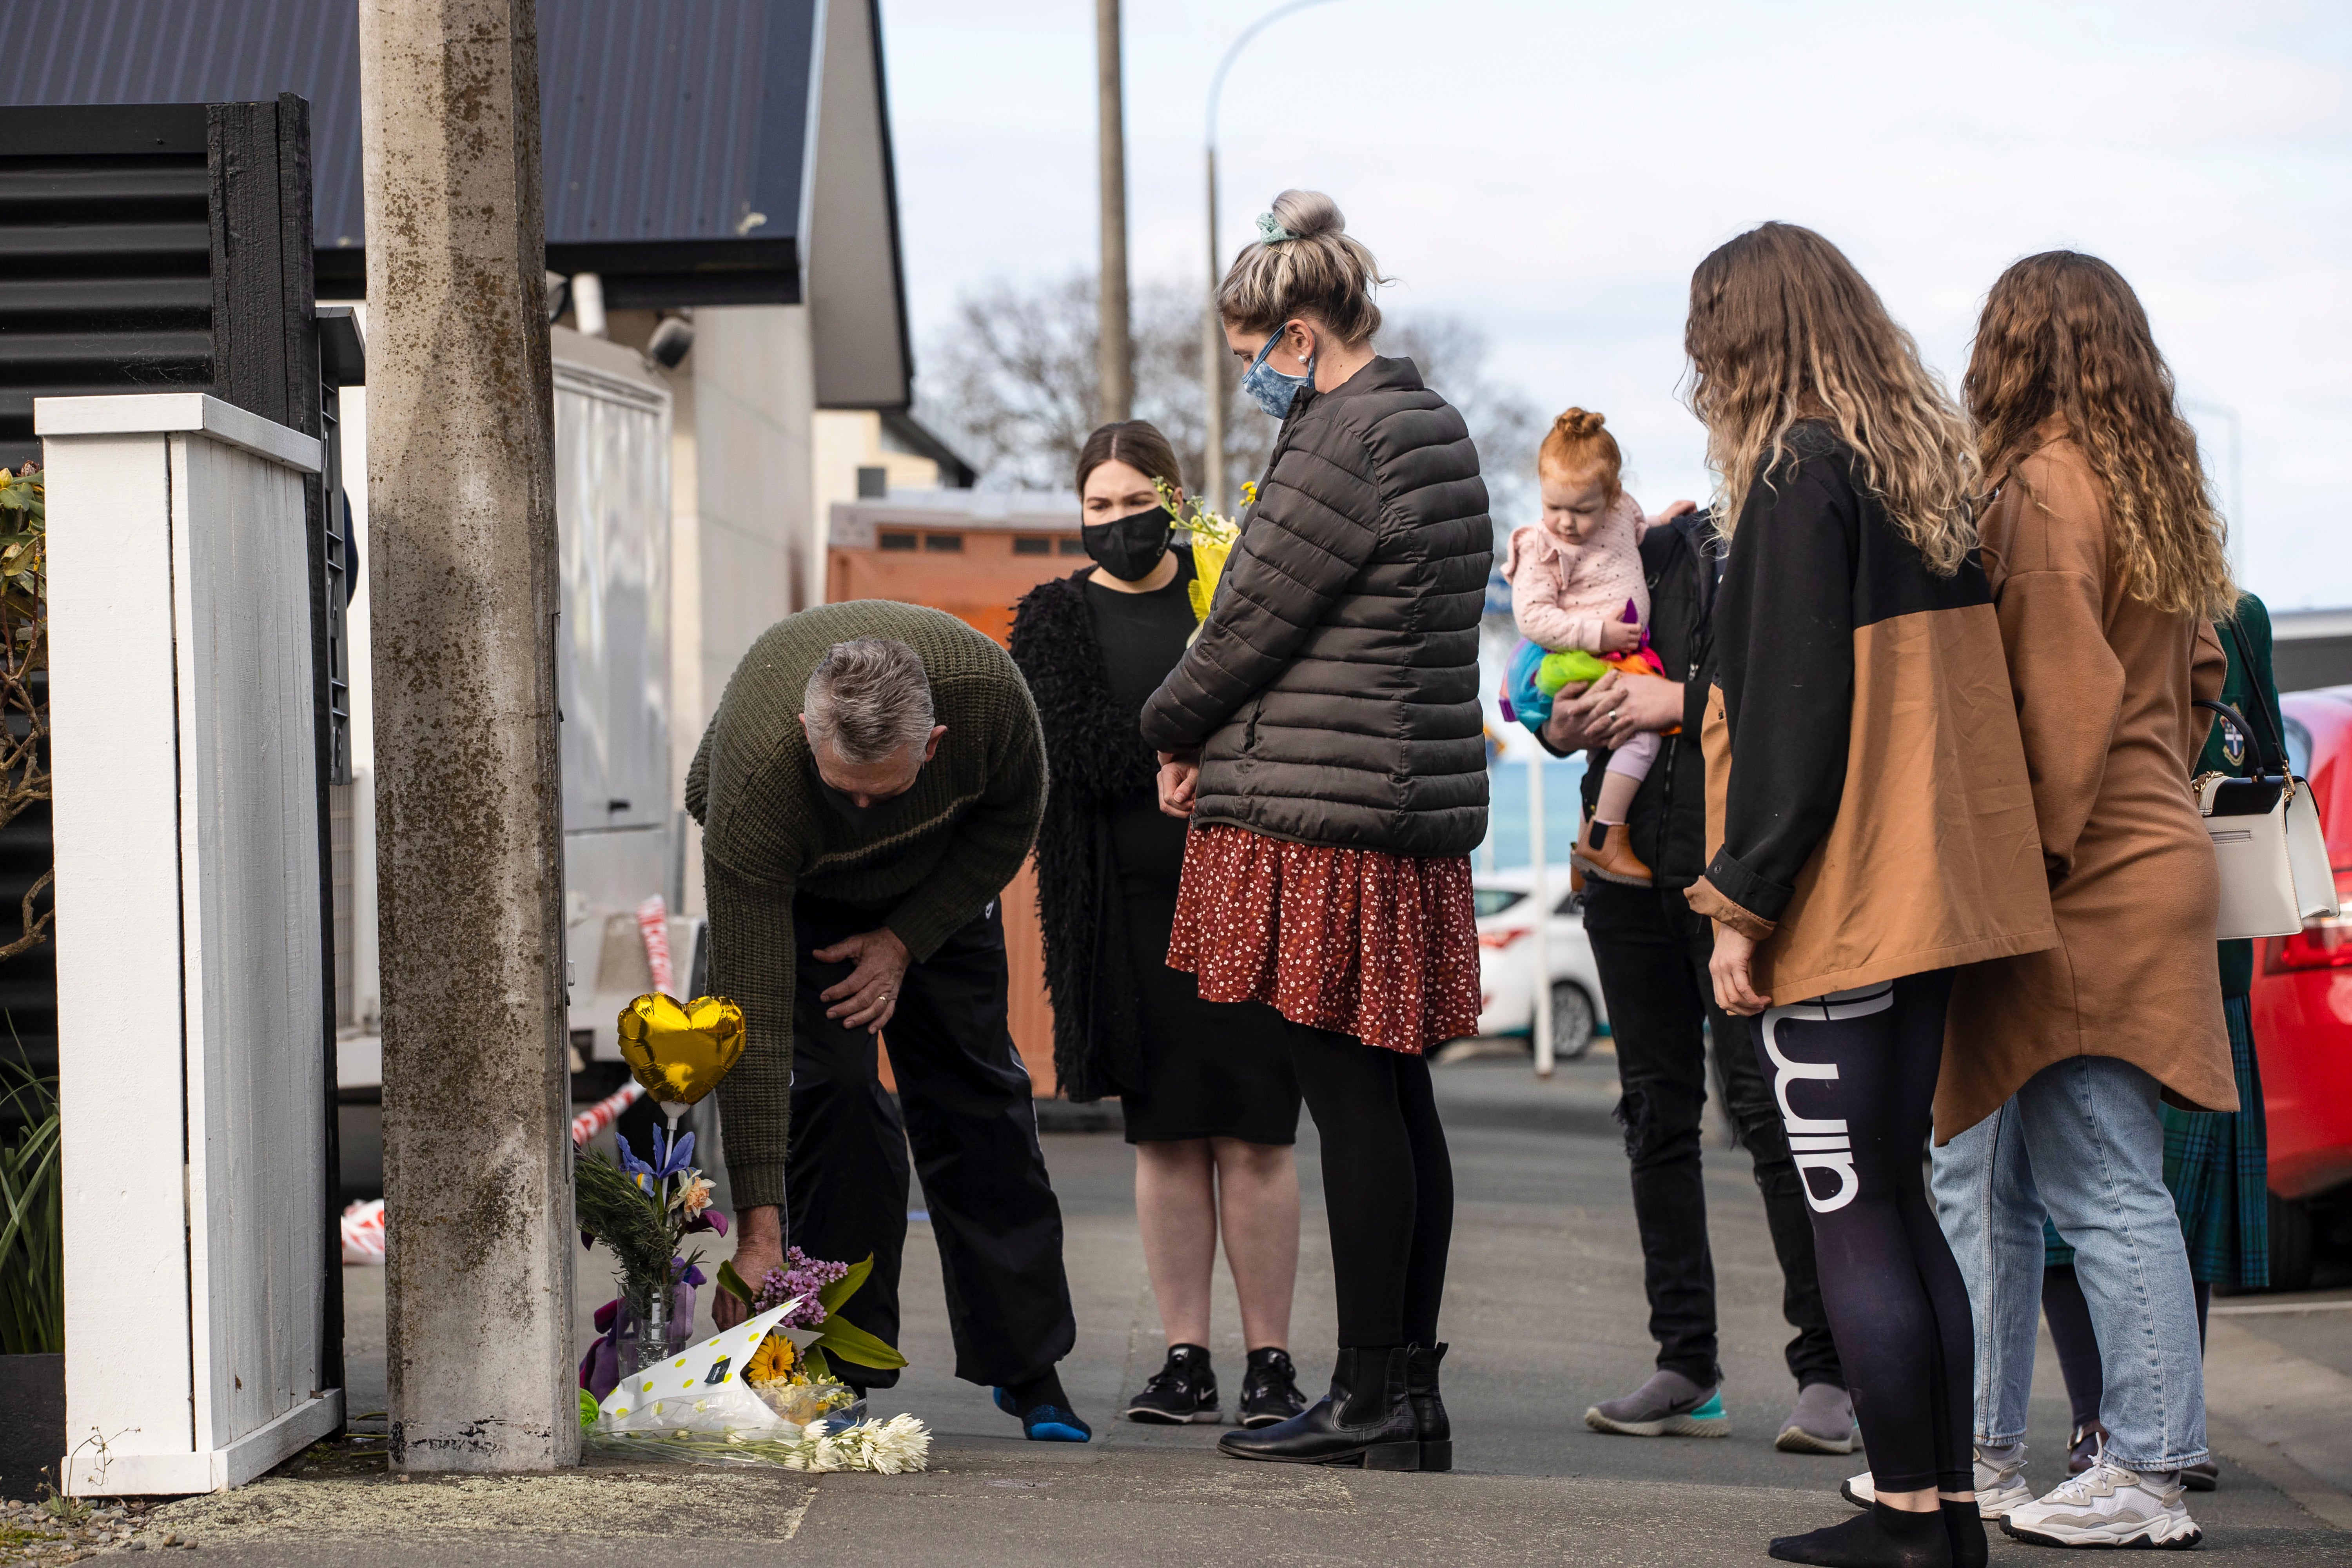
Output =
[
  {"x1": 1769, "y1": 1502, "x2": 1950, "y2": 1568},
  {"x1": 1005, "y1": 1367, "x2": 1070, "y2": 1414},
  {"x1": 1941, "y1": 1499, "x2": 1986, "y2": 1568}
]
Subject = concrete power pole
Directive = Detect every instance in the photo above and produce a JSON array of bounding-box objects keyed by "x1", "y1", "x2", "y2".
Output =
[
  {"x1": 1096, "y1": 0, "x2": 1132, "y2": 424},
  {"x1": 358, "y1": 0, "x2": 577, "y2": 1472}
]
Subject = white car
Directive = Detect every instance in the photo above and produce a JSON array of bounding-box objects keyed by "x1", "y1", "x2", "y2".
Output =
[{"x1": 1472, "y1": 867, "x2": 1608, "y2": 1060}]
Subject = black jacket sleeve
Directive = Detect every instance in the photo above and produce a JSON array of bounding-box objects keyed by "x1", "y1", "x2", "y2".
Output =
[
  {"x1": 1700, "y1": 453, "x2": 1857, "y2": 928},
  {"x1": 1139, "y1": 409, "x2": 1381, "y2": 752}
]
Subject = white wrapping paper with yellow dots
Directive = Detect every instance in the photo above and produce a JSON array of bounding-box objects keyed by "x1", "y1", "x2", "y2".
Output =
[{"x1": 596, "y1": 1298, "x2": 807, "y2": 1434}]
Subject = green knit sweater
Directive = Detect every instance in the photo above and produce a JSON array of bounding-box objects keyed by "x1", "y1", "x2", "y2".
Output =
[{"x1": 684, "y1": 601, "x2": 1048, "y2": 1210}]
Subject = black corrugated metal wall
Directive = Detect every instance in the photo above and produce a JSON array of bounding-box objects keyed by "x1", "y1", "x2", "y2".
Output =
[
  {"x1": 0, "y1": 0, "x2": 817, "y2": 304},
  {"x1": 0, "y1": 105, "x2": 212, "y2": 468}
]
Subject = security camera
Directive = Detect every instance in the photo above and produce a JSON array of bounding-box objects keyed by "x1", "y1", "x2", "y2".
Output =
[{"x1": 646, "y1": 313, "x2": 694, "y2": 370}]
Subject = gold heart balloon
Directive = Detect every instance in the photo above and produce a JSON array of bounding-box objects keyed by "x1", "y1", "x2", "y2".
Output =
[{"x1": 616, "y1": 994, "x2": 746, "y2": 1108}]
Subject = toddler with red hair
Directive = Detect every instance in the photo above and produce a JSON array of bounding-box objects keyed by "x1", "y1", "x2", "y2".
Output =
[{"x1": 1501, "y1": 408, "x2": 1673, "y2": 885}]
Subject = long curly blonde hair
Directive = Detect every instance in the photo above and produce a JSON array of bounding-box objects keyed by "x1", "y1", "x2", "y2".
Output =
[
  {"x1": 1964, "y1": 251, "x2": 2234, "y2": 621},
  {"x1": 1685, "y1": 223, "x2": 1977, "y2": 574}
]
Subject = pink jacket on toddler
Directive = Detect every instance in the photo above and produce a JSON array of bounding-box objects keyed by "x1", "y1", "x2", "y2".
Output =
[{"x1": 1501, "y1": 491, "x2": 1650, "y2": 652}]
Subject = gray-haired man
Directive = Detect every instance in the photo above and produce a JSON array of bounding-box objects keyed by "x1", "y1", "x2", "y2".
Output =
[{"x1": 686, "y1": 602, "x2": 1087, "y2": 1439}]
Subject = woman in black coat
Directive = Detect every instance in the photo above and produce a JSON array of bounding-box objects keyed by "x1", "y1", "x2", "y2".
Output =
[
  {"x1": 1143, "y1": 190, "x2": 1489, "y2": 1472},
  {"x1": 1009, "y1": 419, "x2": 1306, "y2": 1432}
]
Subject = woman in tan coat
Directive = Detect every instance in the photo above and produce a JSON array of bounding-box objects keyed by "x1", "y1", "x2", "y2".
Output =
[{"x1": 1930, "y1": 252, "x2": 2234, "y2": 1554}]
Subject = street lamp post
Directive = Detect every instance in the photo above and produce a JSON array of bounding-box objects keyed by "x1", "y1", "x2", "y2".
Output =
[
  {"x1": 1098, "y1": 0, "x2": 1132, "y2": 424},
  {"x1": 1201, "y1": 0, "x2": 1341, "y2": 514}
]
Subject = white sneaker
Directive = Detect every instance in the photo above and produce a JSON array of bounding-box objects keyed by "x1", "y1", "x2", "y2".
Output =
[
  {"x1": 2000, "y1": 1457, "x2": 2203, "y2": 1549},
  {"x1": 1973, "y1": 1444, "x2": 2035, "y2": 1519},
  {"x1": 1840, "y1": 1444, "x2": 2033, "y2": 1518}
]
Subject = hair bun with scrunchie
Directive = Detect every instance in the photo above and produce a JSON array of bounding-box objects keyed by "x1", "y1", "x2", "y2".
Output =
[{"x1": 1539, "y1": 406, "x2": 1624, "y2": 500}]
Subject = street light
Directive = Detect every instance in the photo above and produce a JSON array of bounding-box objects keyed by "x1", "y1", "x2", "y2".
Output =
[{"x1": 1201, "y1": 0, "x2": 1342, "y2": 515}]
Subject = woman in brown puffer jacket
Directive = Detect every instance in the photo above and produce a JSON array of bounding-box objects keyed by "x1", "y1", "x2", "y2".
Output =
[{"x1": 1141, "y1": 189, "x2": 1490, "y2": 1473}]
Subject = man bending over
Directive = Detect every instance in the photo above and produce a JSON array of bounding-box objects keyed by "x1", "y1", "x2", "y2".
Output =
[{"x1": 690, "y1": 604, "x2": 1085, "y2": 1440}]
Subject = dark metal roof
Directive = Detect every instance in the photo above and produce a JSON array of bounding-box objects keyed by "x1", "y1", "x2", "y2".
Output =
[{"x1": 0, "y1": 0, "x2": 820, "y2": 306}]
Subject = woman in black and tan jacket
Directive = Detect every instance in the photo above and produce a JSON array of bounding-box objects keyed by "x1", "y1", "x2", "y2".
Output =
[
  {"x1": 1684, "y1": 223, "x2": 2056, "y2": 1568},
  {"x1": 1142, "y1": 189, "x2": 1490, "y2": 1472}
]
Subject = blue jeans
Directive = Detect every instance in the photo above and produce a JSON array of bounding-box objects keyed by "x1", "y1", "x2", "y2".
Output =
[{"x1": 1930, "y1": 1056, "x2": 2207, "y2": 1472}]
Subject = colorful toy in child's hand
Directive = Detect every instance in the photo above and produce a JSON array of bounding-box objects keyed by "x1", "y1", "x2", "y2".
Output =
[
  {"x1": 1534, "y1": 649, "x2": 1609, "y2": 697},
  {"x1": 1500, "y1": 595, "x2": 1673, "y2": 735}
]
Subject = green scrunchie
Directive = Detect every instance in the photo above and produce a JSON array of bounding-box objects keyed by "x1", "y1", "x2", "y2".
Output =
[{"x1": 1256, "y1": 212, "x2": 1296, "y2": 245}]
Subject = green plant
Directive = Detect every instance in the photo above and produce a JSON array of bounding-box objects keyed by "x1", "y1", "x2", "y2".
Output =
[
  {"x1": 0, "y1": 1059, "x2": 61, "y2": 1354},
  {"x1": 574, "y1": 1149, "x2": 682, "y2": 1321},
  {"x1": 716, "y1": 1252, "x2": 906, "y2": 1379},
  {"x1": 0, "y1": 464, "x2": 48, "y2": 963}
]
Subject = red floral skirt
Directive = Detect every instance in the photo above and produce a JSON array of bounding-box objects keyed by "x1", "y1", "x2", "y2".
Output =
[{"x1": 1165, "y1": 822, "x2": 1481, "y2": 1056}]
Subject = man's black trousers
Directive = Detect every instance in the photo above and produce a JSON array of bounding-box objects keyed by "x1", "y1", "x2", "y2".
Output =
[
  {"x1": 1581, "y1": 878, "x2": 1844, "y2": 1392},
  {"x1": 783, "y1": 893, "x2": 1076, "y2": 1391}
]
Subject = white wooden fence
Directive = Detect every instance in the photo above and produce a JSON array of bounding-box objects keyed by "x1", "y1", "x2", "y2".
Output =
[{"x1": 40, "y1": 393, "x2": 340, "y2": 1494}]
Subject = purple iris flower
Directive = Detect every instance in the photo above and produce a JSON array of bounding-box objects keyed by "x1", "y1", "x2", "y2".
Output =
[
  {"x1": 650, "y1": 1125, "x2": 696, "y2": 1178},
  {"x1": 684, "y1": 1208, "x2": 729, "y2": 1237},
  {"x1": 616, "y1": 1126, "x2": 697, "y2": 1189},
  {"x1": 615, "y1": 1132, "x2": 657, "y2": 1187}
]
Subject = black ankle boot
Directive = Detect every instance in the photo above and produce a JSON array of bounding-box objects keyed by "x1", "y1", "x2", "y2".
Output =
[
  {"x1": 1405, "y1": 1343, "x2": 1450, "y2": 1471},
  {"x1": 1217, "y1": 1346, "x2": 1419, "y2": 1469}
]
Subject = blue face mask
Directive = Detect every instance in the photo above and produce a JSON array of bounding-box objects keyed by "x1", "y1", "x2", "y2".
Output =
[{"x1": 1239, "y1": 329, "x2": 1314, "y2": 419}]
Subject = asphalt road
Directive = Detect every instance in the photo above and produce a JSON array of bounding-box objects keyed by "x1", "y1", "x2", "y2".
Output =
[{"x1": 67, "y1": 1049, "x2": 2352, "y2": 1566}]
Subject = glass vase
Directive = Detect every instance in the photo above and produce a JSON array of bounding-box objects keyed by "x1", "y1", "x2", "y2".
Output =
[{"x1": 615, "y1": 1285, "x2": 693, "y2": 1379}]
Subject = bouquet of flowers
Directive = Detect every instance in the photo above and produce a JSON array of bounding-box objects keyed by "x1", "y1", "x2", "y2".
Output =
[
  {"x1": 575, "y1": 1123, "x2": 728, "y2": 1394},
  {"x1": 715, "y1": 1246, "x2": 907, "y2": 1423},
  {"x1": 1154, "y1": 477, "x2": 1257, "y2": 625},
  {"x1": 582, "y1": 1294, "x2": 930, "y2": 1474}
]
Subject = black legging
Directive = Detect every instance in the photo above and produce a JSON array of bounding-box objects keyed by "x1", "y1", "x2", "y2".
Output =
[
  {"x1": 1287, "y1": 1021, "x2": 1454, "y2": 1348},
  {"x1": 1753, "y1": 971, "x2": 1971, "y2": 1495}
]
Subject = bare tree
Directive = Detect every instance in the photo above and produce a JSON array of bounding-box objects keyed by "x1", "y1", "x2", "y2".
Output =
[{"x1": 918, "y1": 274, "x2": 1543, "y2": 522}]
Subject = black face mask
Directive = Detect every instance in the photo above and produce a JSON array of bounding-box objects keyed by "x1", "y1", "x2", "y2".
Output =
[
  {"x1": 817, "y1": 767, "x2": 924, "y2": 835},
  {"x1": 1082, "y1": 506, "x2": 1172, "y2": 582}
]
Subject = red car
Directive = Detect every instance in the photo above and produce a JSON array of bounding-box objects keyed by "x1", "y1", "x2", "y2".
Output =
[{"x1": 2247, "y1": 686, "x2": 2352, "y2": 1289}]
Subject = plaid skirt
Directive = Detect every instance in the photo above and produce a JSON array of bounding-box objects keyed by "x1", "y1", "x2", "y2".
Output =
[
  {"x1": 2044, "y1": 995, "x2": 2269, "y2": 1288},
  {"x1": 1165, "y1": 822, "x2": 1481, "y2": 1056}
]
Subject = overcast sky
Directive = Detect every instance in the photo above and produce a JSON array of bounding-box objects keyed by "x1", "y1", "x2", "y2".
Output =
[{"x1": 876, "y1": 0, "x2": 2351, "y2": 609}]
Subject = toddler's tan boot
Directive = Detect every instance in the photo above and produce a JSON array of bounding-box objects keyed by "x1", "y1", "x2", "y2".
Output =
[{"x1": 1572, "y1": 819, "x2": 1653, "y2": 887}]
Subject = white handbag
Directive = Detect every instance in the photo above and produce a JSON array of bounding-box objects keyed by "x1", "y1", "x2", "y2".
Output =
[{"x1": 2195, "y1": 619, "x2": 2340, "y2": 940}]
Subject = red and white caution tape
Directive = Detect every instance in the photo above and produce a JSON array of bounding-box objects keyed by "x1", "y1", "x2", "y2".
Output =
[
  {"x1": 571, "y1": 1077, "x2": 643, "y2": 1147},
  {"x1": 341, "y1": 1198, "x2": 385, "y2": 1265},
  {"x1": 636, "y1": 895, "x2": 675, "y2": 995}
]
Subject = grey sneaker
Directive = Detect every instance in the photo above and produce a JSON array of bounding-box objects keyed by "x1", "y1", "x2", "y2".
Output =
[
  {"x1": 1775, "y1": 1381, "x2": 1856, "y2": 1454},
  {"x1": 1583, "y1": 1368, "x2": 1728, "y2": 1438}
]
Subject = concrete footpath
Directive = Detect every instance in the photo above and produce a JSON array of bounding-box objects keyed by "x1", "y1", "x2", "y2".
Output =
[{"x1": 26, "y1": 1053, "x2": 2352, "y2": 1565}]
